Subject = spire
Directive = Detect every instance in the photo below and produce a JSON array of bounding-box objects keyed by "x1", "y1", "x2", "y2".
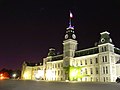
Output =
[
  {"x1": 64, "y1": 11, "x2": 76, "y2": 40},
  {"x1": 67, "y1": 11, "x2": 74, "y2": 30}
]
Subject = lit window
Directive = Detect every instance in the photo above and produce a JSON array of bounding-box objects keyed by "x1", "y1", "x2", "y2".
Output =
[{"x1": 55, "y1": 71, "x2": 56, "y2": 75}]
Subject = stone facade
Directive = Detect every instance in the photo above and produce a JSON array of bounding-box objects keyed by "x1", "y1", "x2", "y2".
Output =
[{"x1": 21, "y1": 17, "x2": 120, "y2": 82}]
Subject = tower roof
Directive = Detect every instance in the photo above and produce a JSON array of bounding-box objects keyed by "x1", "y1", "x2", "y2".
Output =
[
  {"x1": 100, "y1": 31, "x2": 110, "y2": 35},
  {"x1": 98, "y1": 31, "x2": 113, "y2": 45},
  {"x1": 64, "y1": 11, "x2": 76, "y2": 40}
]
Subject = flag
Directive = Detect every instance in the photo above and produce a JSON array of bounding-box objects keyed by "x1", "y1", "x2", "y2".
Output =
[{"x1": 70, "y1": 12, "x2": 73, "y2": 18}]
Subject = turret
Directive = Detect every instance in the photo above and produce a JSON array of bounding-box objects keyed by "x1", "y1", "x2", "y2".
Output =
[{"x1": 98, "y1": 31, "x2": 114, "y2": 53}]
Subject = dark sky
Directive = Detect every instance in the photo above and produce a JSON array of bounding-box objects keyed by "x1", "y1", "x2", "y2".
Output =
[{"x1": 0, "y1": 0, "x2": 120, "y2": 70}]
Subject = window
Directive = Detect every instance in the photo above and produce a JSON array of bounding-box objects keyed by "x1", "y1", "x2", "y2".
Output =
[
  {"x1": 106, "y1": 77, "x2": 108, "y2": 82},
  {"x1": 96, "y1": 78, "x2": 98, "y2": 82},
  {"x1": 104, "y1": 46, "x2": 107, "y2": 51},
  {"x1": 106, "y1": 66, "x2": 108, "y2": 74},
  {"x1": 102, "y1": 56, "x2": 104, "y2": 62},
  {"x1": 56, "y1": 71, "x2": 58, "y2": 75},
  {"x1": 55, "y1": 71, "x2": 56, "y2": 75},
  {"x1": 96, "y1": 67, "x2": 99, "y2": 74},
  {"x1": 53, "y1": 64, "x2": 55, "y2": 68},
  {"x1": 80, "y1": 60, "x2": 82, "y2": 65},
  {"x1": 102, "y1": 47, "x2": 104, "y2": 52},
  {"x1": 95, "y1": 58, "x2": 98, "y2": 63},
  {"x1": 56, "y1": 64, "x2": 58, "y2": 68},
  {"x1": 105, "y1": 56, "x2": 107, "y2": 62},
  {"x1": 102, "y1": 56, "x2": 107, "y2": 62},
  {"x1": 91, "y1": 77, "x2": 93, "y2": 81},
  {"x1": 85, "y1": 68, "x2": 87, "y2": 74},
  {"x1": 90, "y1": 59, "x2": 92, "y2": 64},
  {"x1": 81, "y1": 70, "x2": 83, "y2": 75},
  {"x1": 104, "y1": 77, "x2": 105, "y2": 82},
  {"x1": 58, "y1": 70, "x2": 60, "y2": 75},
  {"x1": 37, "y1": 68, "x2": 40, "y2": 70},
  {"x1": 85, "y1": 60, "x2": 87, "y2": 65},
  {"x1": 103, "y1": 67, "x2": 105, "y2": 74},
  {"x1": 76, "y1": 61, "x2": 78, "y2": 66},
  {"x1": 90, "y1": 68, "x2": 93, "y2": 74}
]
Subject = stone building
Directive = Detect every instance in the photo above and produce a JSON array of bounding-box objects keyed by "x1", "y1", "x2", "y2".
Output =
[{"x1": 21, "y1": 13, "x2": 120, "y2": 82}]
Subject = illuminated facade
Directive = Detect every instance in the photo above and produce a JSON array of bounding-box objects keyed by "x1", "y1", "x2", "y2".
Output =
[
  {"x1": 21, "y1": 14, "x2": 120, "y2": 82},
  {"x1": 21, "y1": 62, "x2": 44, "y2": 80}
]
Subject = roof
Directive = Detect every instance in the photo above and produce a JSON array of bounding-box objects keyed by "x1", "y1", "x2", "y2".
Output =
[
  {"x1": 114, "y1": 47, "x2": 120, "y2": 55},
  {"x1": 25, "y1": 62, "x2": 43, "y2": 67},
  {"x1": 51, "y1": 54, "x2": 63, "y2": 61},
  {"x1": 47, "y1": 47, "x2": 99, "y2": 62},
  {"x1": 75, "y1": 47, "x2": 99, "y2": 57}
]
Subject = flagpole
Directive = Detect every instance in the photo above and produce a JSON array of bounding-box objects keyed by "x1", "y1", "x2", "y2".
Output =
[
  {"x1": 67, "y1": 11, "x2": 74, "y2": 30},
  {"x1": 69, "y1": 11, "x2": 73, "y2": 27},
  {"x1": 69, "y1": 16, "x2": 71, "y2": 27}
]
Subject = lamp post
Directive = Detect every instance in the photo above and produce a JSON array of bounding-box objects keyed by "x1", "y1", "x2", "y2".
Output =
[{"x1": 12, "y1": 74, "x2": 17, "y2": 79}]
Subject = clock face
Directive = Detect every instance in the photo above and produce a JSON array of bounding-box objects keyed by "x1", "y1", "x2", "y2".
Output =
[
  {"x1": 65, "y1": 34, "x2": 68, "y2": 39},
  {"x1": 72, "y1": 34, "x2": 76, "y2": 39},
  {"x1": 101, "y1": 38, "x2": 105, "y2": 43}
]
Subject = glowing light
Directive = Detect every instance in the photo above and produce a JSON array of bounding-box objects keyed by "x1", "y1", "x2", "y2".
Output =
[
  {"x1": 0, "y1": 73, "x2": 9, "y2": 80},
  {"x1": 23, "y1": 73, "x2": 29, "y2": 79},
  {"x1": 70, "y1": 12, "x2": 73, "y2": 18},
  {"x1": 0, "y1": 74, "x2": 3, "y2": 76},
  {"x1": 35, "y1": 70, "x2": 44, "y2": 80},
  {"x1": 0, "y1": 74, "x2": 4, "y2": 80},
  {"x1": 46, "y1": 70, "x2": 55, "y2": 80},
  {"x1": 69, "y1": 66, "x2": 89, "y2": 81},
  {"x1": 12, "y1": 74, "x2": 17, "y2": 78}
]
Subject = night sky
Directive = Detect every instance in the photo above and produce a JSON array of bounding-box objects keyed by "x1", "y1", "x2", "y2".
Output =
[{"x1": 0, "y1": 0, "x2": 120, "y2": 70}]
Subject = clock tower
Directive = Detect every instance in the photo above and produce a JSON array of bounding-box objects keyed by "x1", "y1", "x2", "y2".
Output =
[
  {"x1": 63, "y1": 12, "x2": 77, "y2": 59},
  {"x1": 63, "y1": 12, "x2": 77, "y2": 80},
  {"x1": 63, "y1": 26, "x2": 77, "y2": 58}
]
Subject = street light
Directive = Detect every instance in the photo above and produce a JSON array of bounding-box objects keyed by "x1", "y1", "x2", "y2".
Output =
[{"x1": 12, "y1": 74, "x2": 17, "y2": 79}]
